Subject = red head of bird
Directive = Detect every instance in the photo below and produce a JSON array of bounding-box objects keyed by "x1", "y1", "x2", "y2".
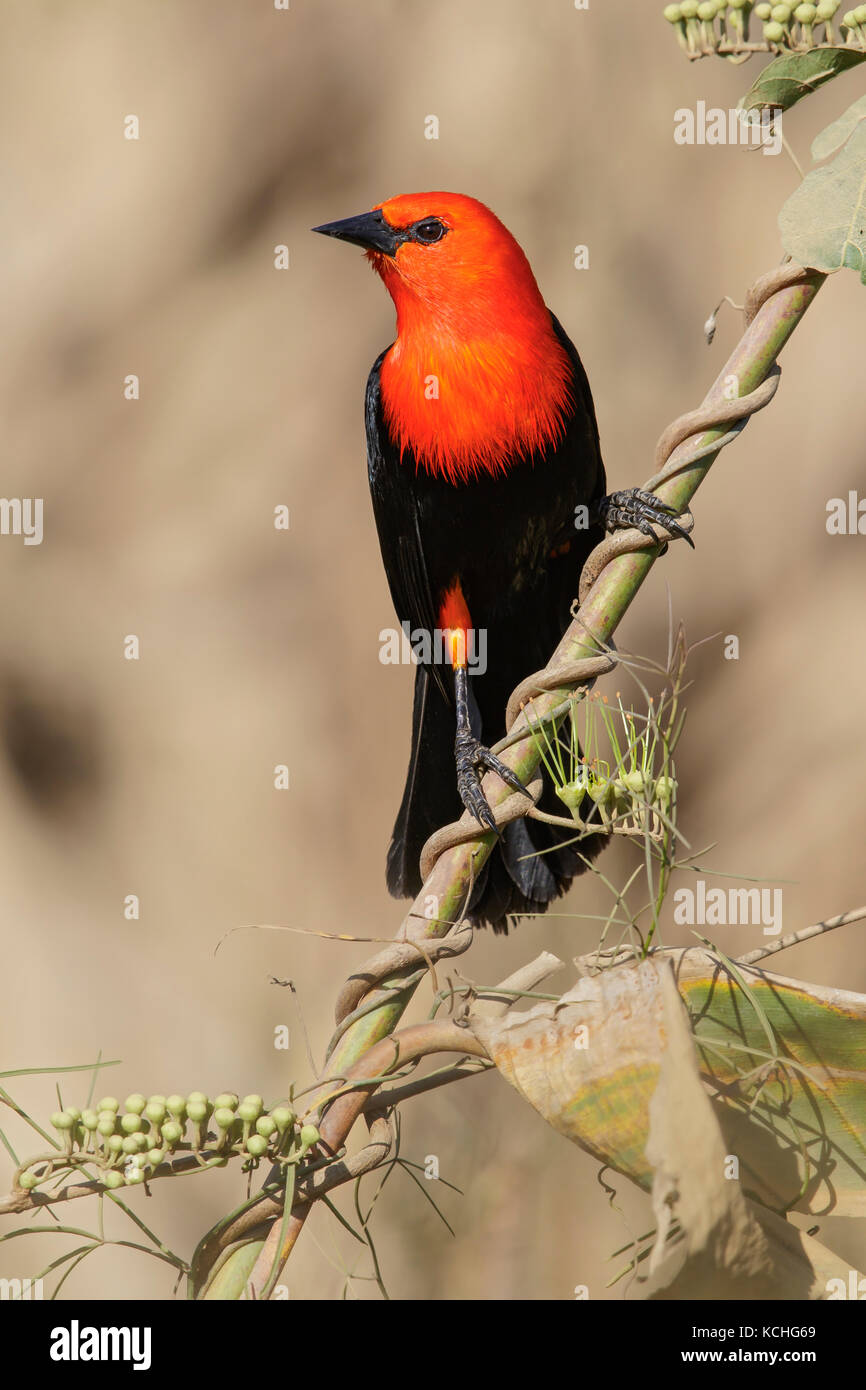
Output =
[{"x1": 313, "y1": 192, "x2": 573, "y2": 484}]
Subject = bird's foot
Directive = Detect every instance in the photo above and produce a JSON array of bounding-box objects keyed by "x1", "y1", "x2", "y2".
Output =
[
  {"x1": 598, "y1": 488, "x2": 694, "y2": 549},
  {"x1": 455, "y1": 728, "x2": 533, "y2": 831}
]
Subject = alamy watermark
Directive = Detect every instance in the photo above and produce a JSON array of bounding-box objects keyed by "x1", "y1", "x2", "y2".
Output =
[
  {"x1": 0, "y1": 1276, "x2": 44, "y2": 1300},
  {"x1": 674, "y1": 102, "x2": 782, "y2": 157},
  {"x1": 49, "y1": 1321, "x2": 151, "y2": 1371},
  {"x1": 379, "y1": 622, "x2": 488, "y2": 674},
  {"x1": 673, "y1": 881, "x2": 783, "y2": 936},
  {"x1": 0, "y1": 498, "x2": 42, "y2": 545}
]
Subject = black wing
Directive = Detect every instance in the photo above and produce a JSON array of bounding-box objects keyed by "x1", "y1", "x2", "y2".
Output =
[{"x1": 365, "y1": 349, "x2": 451, "y2": 702}]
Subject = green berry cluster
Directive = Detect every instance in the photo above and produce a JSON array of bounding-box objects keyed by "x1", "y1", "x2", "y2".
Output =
[
  {"x1": 663, "y1": 0, "x2": 851, "y2": 52},
  {"x1": 530, "y1": 689, "x2": 678, "y2": 841},
  {"x1": 16, "y1": 1092, "x2": 321, "y2": 1193},
  {"x1": 839, "y1": 4, "x2": 866, "y2": 42},
  {"x1": 557, "y1": 767, "x2": 676, "y2": 834}
]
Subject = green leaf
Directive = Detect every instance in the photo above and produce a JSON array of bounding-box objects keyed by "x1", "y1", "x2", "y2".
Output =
[
  {"x1": 198, "y1": 1240, "x2": 265, "y2": 1300},
  {"x1": 741, "y1": 47, "x2": 866, "y2": 115},
  {"x1": 812, "y1": 94, "x2": 866, "y2": 161},
  {"x1": 472, "y1": 947, "x2": 866, "y2": 1219},
  {"x1": 779, "y1": 123, "x2": 866, "y2": 282},
  {"x1": 678, "y1": 954, "x2": 866, "y2": 1219}
]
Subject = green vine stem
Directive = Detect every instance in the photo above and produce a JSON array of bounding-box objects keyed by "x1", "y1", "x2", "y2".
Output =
[{"x1": 238, "y1": 1022, "x2": 489, "y2": 1299}]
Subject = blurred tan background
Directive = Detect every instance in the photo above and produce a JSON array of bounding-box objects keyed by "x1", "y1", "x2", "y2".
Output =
[{"x1": 1, "y1": 0, "x2": 865, "y2": 1300}]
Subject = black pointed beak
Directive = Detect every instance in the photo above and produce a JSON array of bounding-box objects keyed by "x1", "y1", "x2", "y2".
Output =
[{"x1": 311, "y1": 208, "x2": 403, "y2": 257}]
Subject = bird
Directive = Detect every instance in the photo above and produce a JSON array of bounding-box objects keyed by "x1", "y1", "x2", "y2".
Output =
[{"x1": 313, "y1": 192, "x2": 686, "y2": 931}]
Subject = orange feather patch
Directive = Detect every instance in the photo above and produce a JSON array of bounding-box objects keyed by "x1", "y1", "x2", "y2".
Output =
[
  {"x1": 438, "y1": 580, "x2": 473, "y2": 669},
  {"x1": 369, "y1": 192, "x2": 574, "y2": 484}
]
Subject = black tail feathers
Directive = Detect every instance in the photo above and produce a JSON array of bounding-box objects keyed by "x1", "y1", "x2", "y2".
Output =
[{"x1": 386, "y1": 665, "x2": 606, "y2": 933}]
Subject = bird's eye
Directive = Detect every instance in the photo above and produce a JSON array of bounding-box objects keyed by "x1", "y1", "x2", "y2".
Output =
[{"x1": 413, "y1": 218, "x2": 447, "y2": 244}]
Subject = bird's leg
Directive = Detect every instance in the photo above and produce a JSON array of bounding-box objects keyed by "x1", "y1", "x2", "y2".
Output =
[
  {"x1": 440, "y1": 580, "x2": 533, "y2": 829},
  {"x1": 595, "y1": 489, "x2": 695, "y2": 548},
  {"x1": 454, "y1": 664, "x2": 532, "y2": 831}
]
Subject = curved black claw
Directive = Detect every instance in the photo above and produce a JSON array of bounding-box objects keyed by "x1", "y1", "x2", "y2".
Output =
[
  {"x1": 455, "y1": 729, "x2": 533, "y2": 831},
  {"x1": 599, "y1": 488, "x2": 695, "y2": 549}
]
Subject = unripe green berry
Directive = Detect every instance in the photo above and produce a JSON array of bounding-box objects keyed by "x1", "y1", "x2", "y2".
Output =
[
  {"x1": 556, "y1": 781, "x2": 584, "y2": 811},
  {"x1": 663, "y1": 3, "x2": 683, "y2": 19},
  {"x1": 255, "y1": 1116, "x2": 277, "y2": 1139},
  {"x1": 214, "y1": 1107, "x2": 236, "y2": 1132},
  {"x1": 621, "y1": 770, "x2": 649, "y2": 795},
  {"x1": 121, "y1": 1135, "x2": 139, "y2": 1155},
  {"x1": 755, "y1": 1, "x2": 772, "y2": 14},
  {"x1": 214, "y1": 1093, "x2": 239, "y2": 1112},
  {"x1": 125, "y1": 1167, "x2": 146, "y2": 1185},
  {"x1": 238, "y1": 1100, "x2": 263, "y2": 1125},
  {"x1": 764, "y1": 16, "x2": 786, "y2": 31},
  {"x1": 654, "y1": 775, "x2": 676, "y2": 805},
  {"x1": 147, "y1": 1147, "x2": 165, "y2": 1166},
  {"x1": 161, "y1": 1120, "x2": 183, "y2": 1147},
  {"x1": 854, "y1": 2, "x2": 866, "y2": 18},
  {"x1": 187, "y1": 1100, "x2": 209, "y2": 1123},
  {"x1": 186, "y1": 1091, "x2": 208, "y2": 1107},
  {"x1": 107, "y1": 1134, "x2": 124, "y2": 1154},
  {"x1": 816, "y1": 0, "x2": 837, "y2": 15},
  {"x1": 697, "y1": 1, "x2": 717, "y2": 18},
  {"x1": 97, "y1": 1096, "x2": 119, "y2": 1114},
  {"x1": 270, "y1": 1106, "x2": 295, "y2": 1135},
  {"x1": 144, "y1": 1100, "x2": 166, "y2": 1125},
  {"x1": 81, "y1": 1109, "x2": 99, "y2": 1131},
  {"x1": 587, "y1": 779, "x2": 614, "y2": 805},
  {"x1": 18, "y1": 1170, "x2": 39, "y2": 1190},
  {"x1": 299, "y1": 1124, "x2": 320, "y2": 1148},
  {"x1": 166, "y1": 1095, "x2": 187, "y2": 1118},
  {"x1": 245, "y1": 1134, "x2": 268, "y2": 1157},
  {"x1": 124, "y1": 1094, "x2": 147, "y2": 1115},
  {"x1": 120, "y1": 1112, "x2": 144, "y2": 1134},
  {"x1": 680, "y1": 0, "x2": 699, "y2": 14},
  {"x1": 97, "y1": 1115, "x2": 117, "y2": 1137},
  {"x1": 103, "y1": 1170, "x2": 125, "y2": 1189},
  {"x1": 795, "y1": 2, "x2": 817, "y2": 15},
  {"x1": 771, "y1": 3, "x2": 791, "y2": 18},
  {"x1": 729, "y1": 0, "x2": 749, "y2": 8},
  {"x1": 51, "y1": 1111, "x2": 75, "y2": 1132}
]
